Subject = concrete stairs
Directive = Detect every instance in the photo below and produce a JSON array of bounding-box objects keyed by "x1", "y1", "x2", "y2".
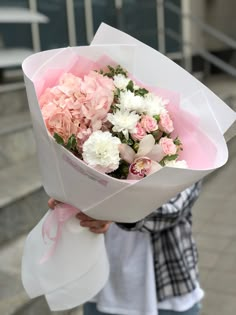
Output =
[{"x1": 0, "y1": 87, "x2": 82, "y2": 315}]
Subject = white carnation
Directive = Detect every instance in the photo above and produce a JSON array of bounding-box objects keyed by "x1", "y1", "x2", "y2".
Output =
[
  {"x1": 119, "y1": 90, "x2": 146, "y2": 113},
  {"x1": 82, "y1": 131, "x2": 121, "y2": 173},
  {"x1": 113, "y1": 74, "x2": 130, "y2": 90},
  {"x1": 144, "y1": 93, "x2": 169, "y2": 116},
  {"x1": 107, "y1": 110, "x2": 140, "y2": 139},
  {"x1": 165, "y1": 159, "x2": 188, "y2": 169}
]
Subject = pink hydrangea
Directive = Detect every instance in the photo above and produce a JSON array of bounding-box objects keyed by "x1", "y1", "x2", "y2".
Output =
[
  {"x1": 159, "y1": 113, "x2": 174, "y2": 134},
  {"x1": 43, "y1": 106, "x2": 77, "y2": 143},
  {"x1": 140, "y1": 115, "x2": 158, "y2": 133},
  {"x1": 81, "y1": 71, "x2": 115, "y2": 120},
  {"x1": 159, "y1": 137, "x2": 177, "y2": 155},
  {"x1": 59, "y1": 72, "x2": 82, "y2": 89}
]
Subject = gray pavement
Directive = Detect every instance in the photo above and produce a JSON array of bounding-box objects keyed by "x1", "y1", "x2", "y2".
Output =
[{"x1": 193, "y1": 136, "x2": 236, "y2": 315}]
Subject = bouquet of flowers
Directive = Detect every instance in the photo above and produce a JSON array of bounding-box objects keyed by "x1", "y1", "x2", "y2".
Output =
[
  {"x1": 40, "y1": 64, "x2": 188, "y2": 182},
  {"x1": 21, "y1": 23, "x2": 236, "y2": 311}
]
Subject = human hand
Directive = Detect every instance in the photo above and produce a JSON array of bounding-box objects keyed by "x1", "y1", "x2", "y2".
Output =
[
  {"x1": 48, "y1": 198, "x2": 111, "y2": 234},
  {"x1": 76, "y1": 212, "x2": 111, "y2": 234}
]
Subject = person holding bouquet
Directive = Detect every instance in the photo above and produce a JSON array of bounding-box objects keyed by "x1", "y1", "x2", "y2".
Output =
[{"x1": 48, "y1": 181, "x2": 203, "y2": 315}]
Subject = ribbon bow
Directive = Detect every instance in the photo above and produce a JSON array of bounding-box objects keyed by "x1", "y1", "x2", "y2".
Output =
[{"x1": 40, "y1": 203, "x2": 79, "y2": 264}]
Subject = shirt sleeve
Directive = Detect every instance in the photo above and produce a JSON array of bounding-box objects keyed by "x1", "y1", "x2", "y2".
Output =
[{"x1": 116, "y1": 181, "x2": 202, "y2": 233}]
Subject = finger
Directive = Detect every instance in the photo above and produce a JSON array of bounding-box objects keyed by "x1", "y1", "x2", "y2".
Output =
[
  {"x1": 48, "y1": 198, "x2": 56, "y2": 209},
  {"x1": 76, "y1": 213, "x2": 110, "y2": 226},
  {"x1": 48, "y1": 198, "x2": 60, "y2": 210},
  {"x1": 90, "y1": 224, "x2": 110, "y2": 234},
  {"x1": 80, "y1": 220, "x2": 108, "y2": 229},
  {"x1": 76, "y1": 212, "x2": 94, "y2": 221}
]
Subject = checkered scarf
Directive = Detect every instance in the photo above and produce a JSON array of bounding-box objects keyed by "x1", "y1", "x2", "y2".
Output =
[{"x1": 117, "y1": 182, "x2": 201, "y2": 302}]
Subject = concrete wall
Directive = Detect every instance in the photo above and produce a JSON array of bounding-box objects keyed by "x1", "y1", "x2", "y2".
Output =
[
  {"x1": 190, "y1": 0, "x2": 206, "y2": 53},
  {"x1": 187, "y1": 0, "x2": 235, "y2": 53},
  {"x1": 205, "y1": 0, "x2": 236, "y2": 51}
]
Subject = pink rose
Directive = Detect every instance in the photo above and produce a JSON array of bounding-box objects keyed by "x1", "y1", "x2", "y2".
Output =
[
  {"x1": 131, "y1": 123, "x2": 147, "y2": 141},
  {"x1": 159, "y1": 137, "x2": 177, "y2": 155},
  {"x1": 141, "y1": 115, "x2": 158, "y2": 133},
  {"x1": 159, "y1": 113, "x2": 174, "y2": 134}
]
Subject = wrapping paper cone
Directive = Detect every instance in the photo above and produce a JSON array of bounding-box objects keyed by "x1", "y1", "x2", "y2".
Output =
[
  {"x1": 21, "y1": 23, "x2": 236, "y2": 311},
  {"x1": 22, "y1": 214, "x2": 109, "y2": 311}
]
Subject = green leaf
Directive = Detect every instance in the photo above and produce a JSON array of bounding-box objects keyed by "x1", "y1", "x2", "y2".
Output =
[
  {"x1": 135, "y1": 88, "x2": 149, "y2": 96},
  {"x1": 165, "y1": 154, "x2": 178, "y2": 161},
  {"x1": 108, "y1": 160, "x2": 130, "y2": 179},
  {"x1": 114, "y1": 65, "x2": 128, "y2": 77},
  {"x1": 103, "y1": 65, "x2": 128, "y2": 78},
  {"x1": 153, "y1": 114, "x2": 160, "y2": 122},
  {"x1": 174, "y1": 137, "x2": 182, "y2": 146},
  {"x1": 65, "y1": 134, "x2": 77, "y2": 151},
  {"x1": 159, "y1": 159, "x2": 166, "y2": 167},
  {"x1": 133, "y1": 142, "x2": 139, "y2": 153},
  {"x1": 126, "y1": 80, "x2": 134, "y2": 92},
  {"x1": 54, "y1": 133, "x2": 64, "y2": 145},
  {"x1": 126, "y1": 138, "x2": 134, "y2": 146}
]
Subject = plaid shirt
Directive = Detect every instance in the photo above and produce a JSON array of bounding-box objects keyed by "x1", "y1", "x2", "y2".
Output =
[{"x1": 117, "y1": 182, "x2": 201, "y2": 302}]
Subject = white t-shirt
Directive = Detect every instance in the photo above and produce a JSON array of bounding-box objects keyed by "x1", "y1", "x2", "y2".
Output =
[{"x1": 91, "y1": 224, "x2": 204, "y2": 315}]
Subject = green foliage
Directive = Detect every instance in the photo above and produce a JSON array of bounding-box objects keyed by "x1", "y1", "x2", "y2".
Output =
[
  {"x1": 108, "y1": 160, "x2": 130, "y2": 179},
  {"x1": 160, "y1": 154, "x2": 179, "y2": 166},
  {"x1": 54, "y1": 133, "x2": 64, "y2": 145},
  {"x1": 126, "y1": 80, "x2": 134, "y2": 92},
  {"x1": 134, "y1": 87, "x2": 149, "y2": 96},
  {"x1": 165, "y1": 154, "x2": 178, "y2": 161},
  {"x1": 174, "y1": 137, "x2": 182, "y2": 146},
  {"x1": 133, "y1": 142, "x2": 139, "y2": 153},
  {"x1": 153, "y1": 114, "x2": 160, "y2": 122},
  {"x1": 54, "y1": 133, "x2": 78, "y2": 153},
  {"x1": 120, "y1": 135, "x2": 134, "y2": 146},
  {"x1": 65, "y1": 134, "x2": 77, "y2": 151},
  {"x1": 103, "y1": 65, "x2": 128, "y2": 78}
]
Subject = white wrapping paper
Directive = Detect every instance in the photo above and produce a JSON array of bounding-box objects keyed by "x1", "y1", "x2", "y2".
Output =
[{"x1": 21, "y1": 23, "x2": 236, "y2": 311}]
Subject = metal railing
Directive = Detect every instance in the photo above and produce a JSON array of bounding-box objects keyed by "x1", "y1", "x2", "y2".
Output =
[
  {"x1": 163, "y1": 0, "x2": 236, "y2": 77},
  {"x1": 2, "y1": 0, "x2": 236, "y2": 85}
]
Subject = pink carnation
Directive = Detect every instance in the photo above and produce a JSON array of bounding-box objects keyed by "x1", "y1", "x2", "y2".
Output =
[
  {"x1": 131, "y1": 123, "x2": 147, "y2": 141},
  {"x1": 141, "y1": 115, "x2": 158, "y2": 133},
  {"x1": 159, "y1": 113, "x2": 174, "y2": 134},
  {"x1": 159, "y1": 137, "x2": 177, "y2": 155}
]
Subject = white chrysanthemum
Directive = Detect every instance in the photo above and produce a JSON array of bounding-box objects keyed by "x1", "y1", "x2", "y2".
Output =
[
  {"x1": 82, "y1": 131, "x2": 121, "y2": 173},
  {"x1": 144, "y1": 93, "x2": 169, "y2": 116},
  {"x1": 113, "y1": 74, "x2": 130, "y2": 90},
  {"x1": 165, "y1": 159, "x2": 188, "y2": 169},
  {"x1": 119, "y1": 90, "x2": 146, "y2": 113},
  {"x1": 107, "y1": 110, "x2": 140, "y2": 139}
]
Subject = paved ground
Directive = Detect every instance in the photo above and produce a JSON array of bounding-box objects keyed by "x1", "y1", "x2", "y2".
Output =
[{"x1": 193, "y1": 135, "x2": 236, "y2": 315}]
